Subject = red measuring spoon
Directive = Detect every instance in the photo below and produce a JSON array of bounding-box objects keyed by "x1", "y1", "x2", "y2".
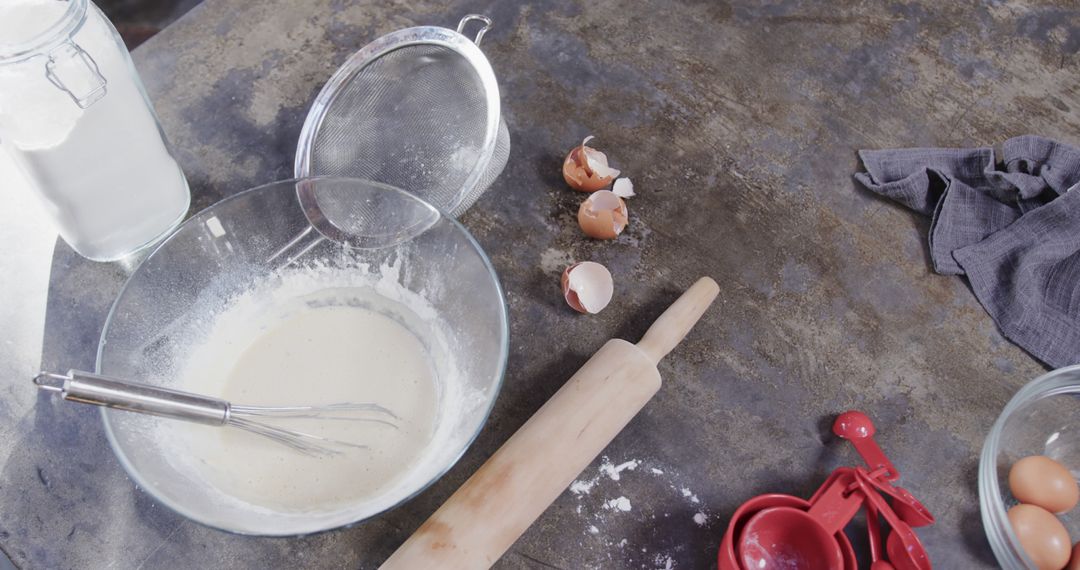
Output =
[
  {"x1": 738, "y1": 471, "x2": 863, "y2": 570},
  {"x1": 832, "y1": 412, "x2": 933, "y2": 527},
  {"x1": 833, "y1": 411, "x2": 899, "y2": 481},
  {"x1": 860, "y1": 467, "x2": 935, "y2": 528},
  {"x1": 810, "y1": 467, "x2": 849, "y2": 503},
  {"x1": 718, "y1": 493, "x2": 858, "y2": 570},
  {"x1": 867, "y1": 495, "x2": 897, "y2": 570},
  {"x1": 853, "y1": 472, "x2": 931, "y2": 570},
  {"x1": 815, "y1": 468, "x2": 898, "y2": 569}
]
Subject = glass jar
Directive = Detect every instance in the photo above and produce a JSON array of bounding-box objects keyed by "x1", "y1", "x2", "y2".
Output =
[{"x1": 0, "y1": 0, "x2": 190, "y2": 261}]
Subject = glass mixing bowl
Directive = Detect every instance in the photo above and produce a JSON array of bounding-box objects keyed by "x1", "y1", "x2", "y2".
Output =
[
  {"x1": 96, "y1": 177, "x2": 508, "y2": 535},
  {"x1": 980, "y1": 365, "x2": 1080, "y2": 568}
]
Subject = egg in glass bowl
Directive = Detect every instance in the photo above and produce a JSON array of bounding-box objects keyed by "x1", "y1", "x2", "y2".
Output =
[{"x1": 981, "y1": 365, "x2": 1080, "y2": 569}]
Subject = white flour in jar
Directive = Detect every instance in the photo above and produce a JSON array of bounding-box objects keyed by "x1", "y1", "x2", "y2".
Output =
[{"x1": 0, "y1": 0, "x2": 189, "y2": 260}]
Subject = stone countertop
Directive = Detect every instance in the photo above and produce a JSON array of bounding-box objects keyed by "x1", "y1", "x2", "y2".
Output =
[{"x1": 2, "y1": 0, "x2": 1078, "y2": 568}]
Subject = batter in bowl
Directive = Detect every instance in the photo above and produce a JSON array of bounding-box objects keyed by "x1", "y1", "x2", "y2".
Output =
[{"x1": 169, "y1": 286, "x2": 440, "y2": 513}]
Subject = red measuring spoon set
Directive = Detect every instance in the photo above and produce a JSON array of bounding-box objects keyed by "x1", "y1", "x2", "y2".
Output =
[{"x1": 718, "y1": 411, "x2": 935, "y2": 570}]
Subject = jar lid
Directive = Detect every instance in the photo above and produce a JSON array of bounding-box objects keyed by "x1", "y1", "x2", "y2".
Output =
[{"x1": 0, "y1": 0, "x2": 88, "y2": 64}]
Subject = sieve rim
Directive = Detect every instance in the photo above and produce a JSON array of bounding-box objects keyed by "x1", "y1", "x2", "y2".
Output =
[{"x1": 294, "y1": 22, "x2": 501, "y2": 216}]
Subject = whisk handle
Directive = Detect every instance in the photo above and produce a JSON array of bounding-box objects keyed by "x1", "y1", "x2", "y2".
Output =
[{"x1": 35, "y1": 370, "x2": 229, "y2": 426}]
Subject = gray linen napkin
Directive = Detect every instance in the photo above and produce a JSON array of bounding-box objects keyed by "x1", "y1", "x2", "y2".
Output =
[{"x1": 855, "y1": 136, "x2": 1080, "y2": 367}]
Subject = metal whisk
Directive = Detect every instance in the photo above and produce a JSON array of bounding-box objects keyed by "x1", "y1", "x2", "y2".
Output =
[{"x1": 34, "y1": 370, "x2": 398, "y2": 457}]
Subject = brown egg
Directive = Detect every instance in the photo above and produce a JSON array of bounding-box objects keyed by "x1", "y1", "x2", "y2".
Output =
[
  {"x1": 578, "y1": 190, "x2": 628, "y2": 240},
  {"x1": 1069, "y1": 542, "x2": 1080, "y2": 570},
  {"x1": 562, "y1": 136, "x2": 620, "y2": 192},
  {"x1": 1008, "y1": 504, "x2": 1071, "y2": 570},
  {"x1": 1010, "y1": 455, "x2": 1079, "y2": 513}
]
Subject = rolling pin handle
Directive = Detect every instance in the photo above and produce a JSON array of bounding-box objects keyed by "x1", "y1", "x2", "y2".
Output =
[{"x1": 635, "y1": 277, "x2": 719, "y2": 364}]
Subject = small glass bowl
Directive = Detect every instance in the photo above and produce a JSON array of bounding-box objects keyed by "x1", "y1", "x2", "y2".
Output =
[{"x1": 980, "y1": 365, "x2": 1080, "y2": 568}]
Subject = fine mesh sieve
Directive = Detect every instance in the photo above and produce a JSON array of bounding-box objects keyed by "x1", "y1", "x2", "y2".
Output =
[{"x1": 295, "y1": 14, "x2": 509, "y2": 221}]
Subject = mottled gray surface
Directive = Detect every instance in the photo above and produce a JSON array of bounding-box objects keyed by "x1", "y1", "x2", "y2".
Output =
[{"x1": 3, "y1": 0, "x2": 1079, "y2": 568}]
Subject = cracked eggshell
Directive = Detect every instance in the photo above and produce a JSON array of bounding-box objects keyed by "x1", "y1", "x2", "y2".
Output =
[
  {"x1": 612, "y1": 177, "x2": 635, "y2": 198},
  {"x1": 578, "y1": 190, "x2": 628, "y2": 239},
  {"x1": 563, "y1": 136, "x2": 621, "y2": 192},
  {"x1": 561, "y1": 262, "x2": 615, "y2": 314}
]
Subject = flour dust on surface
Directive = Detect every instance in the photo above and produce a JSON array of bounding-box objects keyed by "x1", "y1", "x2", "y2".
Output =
[{"x1": 566, "y1": 457, "x2": 715, "y2": 569}]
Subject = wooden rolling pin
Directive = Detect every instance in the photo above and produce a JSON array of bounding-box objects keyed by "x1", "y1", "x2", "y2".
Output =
[{"x1": 379, "y1": 277, "x2": 719, "y2": 570}]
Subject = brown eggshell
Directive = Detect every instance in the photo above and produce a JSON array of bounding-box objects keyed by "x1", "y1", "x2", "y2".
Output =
[
  {"x1": 1069, "y1": 542, "x2": 1080, "y2": 570},
  {"x1": 578, "y1": 190, "x2": 628, "y2": 240},
  {"x1": 612, "y1": 177, "x2": 635, "y2": 198},
  {"x1": 1008, "y1": 504, "x2": 1071, "y2": 570},
  {"x1": 1010, "y1": 455, "x2": 1080, "y2": 514},
  {"x1": 562, "y1": 139, "x2": 620, "y2": 192},
  {"x1": 560, "y1": 262, "x2": 614, "y2": 314},
  {"x1": 561, "y1": 264, "x2": 585, "y2": 313}
]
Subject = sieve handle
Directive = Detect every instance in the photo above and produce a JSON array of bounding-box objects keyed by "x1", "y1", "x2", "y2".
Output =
[
  {"x1": 34, "y1": 370, "x2": 229, "y2": 426},
  {"x1": 457, "y1": 14, "x2": 492, "y2": 46}
]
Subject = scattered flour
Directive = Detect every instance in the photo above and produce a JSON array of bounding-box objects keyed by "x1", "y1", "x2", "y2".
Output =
[
  {"x1": 600, "y1": 459, "x2": 639, "y2": 481},
  {"x1": 571, "y1": 479, "x2": 596, "y2": 495},
  {"x1": 567, "y1": 457, "x2": 713, "y2": 568}
]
